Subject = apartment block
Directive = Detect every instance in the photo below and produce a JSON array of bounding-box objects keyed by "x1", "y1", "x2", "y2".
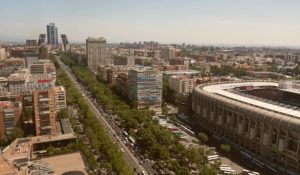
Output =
[
  {"x1": 33, "y1": 86, "x2": 57, "y2": 136},
  {"x1": 161, "y1": 46, "x2": 176, "y2": 63},
  {"x1": 53, "y1": 86, "x2": 66, "y2": 111},
  {"x1": 169, "y1": 75, "x2": 194, "y2": 94},
  {"x1": 4, "y1": 57, "x2": 26, "y2": 69},
  {"x1": 8, "y1": 73, "x2": 27, "y2": 93},
  {"x1": 0, "y1": 101, "x2": 22, "y2": 138},
  {"x1": 128, "y1": 67, "x2": 162, "y2": 111},
  {"x1": 86, "y1": 37, "x2": 107, "y2": 70}
]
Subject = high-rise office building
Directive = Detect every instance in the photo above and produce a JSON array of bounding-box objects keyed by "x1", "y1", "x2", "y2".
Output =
[
  {"x1": 46, "y1": 23, "x2": 58, "y2": 47},
  {"x1": 86, "y1": 37, "x2": 107, "y2": 70},
  {"x1": 38, "y1": 34, "x2": 46, "y2": 46},
  {"x1": 61, "y1": 34, "x2": 69, "y2": 52},
  {"x1": 128, "y1": 67, "x2": 162, "y2": 112},
  {"x1": 33, "y1": 86, "x2": 57, "y2": 136},
  {"x1": 161, "y1": 46, "x2": 176, "y2": 63}
]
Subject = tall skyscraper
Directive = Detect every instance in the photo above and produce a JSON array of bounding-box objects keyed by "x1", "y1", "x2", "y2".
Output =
[
  {"x1": 46, "y1": 23, "x2": 58, "y2": 47},
  {"x1": 86, "y1": 37, "x2": 107, "y2": 70},
  {"x1": 38, "y1": 34, "x2": 46, "y2": 46},
  {"x1": 128, "y1": 67, "x2": 162, "y2": 112},
  {"x1": 61, "y1": 34, "x2": 69, "y2": 52},
  {"x1": 33, "y1": 86, "x2": 57, "y2": 136}
]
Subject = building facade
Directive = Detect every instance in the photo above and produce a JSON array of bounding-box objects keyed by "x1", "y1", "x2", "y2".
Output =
[
  {"x1": 0, "y1": 101, "x2": 22, "y2": 139},
  {"x1": 192, "y1": 81, "x2": 300, "y2": 175},
  {"x1": 86, "y1": 37, "x2": 107, "y2": 70},
  {"x1": 8, "y1": 73, "x2": 27, "y2": 93},
  {"x1": 33, "y1": 86, "x2": 57, "y2": 136},
  {"x1": 128, "y1": 67, "x2": 162, "y2": 111},
  {"x1": 0, "y1": 48, "x2": 7, "y2": 61},
  {"x1": 38, "y1": 34, "x2": 46, "y2": 46},
  {"x1": 25, "y1": 40, "x2": 37, "y2": 47},
  {"x1": 53, "y1": 86, "x2": 66, "y2": 111},
  {"x1": 61, "y1": 34, "x2": 69, "y2": 52},
  {"x1": 46, "y1": 23, "x2": 58, "y2": 47},
  {"x1": 161, "y1": 46, "x2": 176, "y2": 63},
  {"x1": 168, "y1": 75, "x2": 194, "y2": 94}
]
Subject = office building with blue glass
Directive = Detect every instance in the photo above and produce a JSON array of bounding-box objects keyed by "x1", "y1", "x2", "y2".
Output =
[{"x1": 46, "y1": 23, "x2": 58, "y2": 47}]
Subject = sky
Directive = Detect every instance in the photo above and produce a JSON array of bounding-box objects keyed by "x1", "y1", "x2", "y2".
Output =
[{"x1": 1, "y1": 0, "x2": 300, "y2": 46}]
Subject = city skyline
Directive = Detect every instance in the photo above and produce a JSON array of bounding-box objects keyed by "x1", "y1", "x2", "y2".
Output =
[{"x1": 1, "y1": 0, "x2": 300, "y2": 47}]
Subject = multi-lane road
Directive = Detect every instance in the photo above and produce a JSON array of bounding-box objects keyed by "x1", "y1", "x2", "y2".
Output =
[{"x1": 57, "y1": 57, "x2": 149, "y2": 175}]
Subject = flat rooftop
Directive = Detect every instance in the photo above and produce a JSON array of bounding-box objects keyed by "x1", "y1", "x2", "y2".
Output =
[
  {"x1": 200, "y1": 81, "x2": 300, "y2": 119},
  {"x1": 164, "y1": 70, "x2": 199, "y2": 75},
  {"x1": 39, "y1": 152, "x2": 88, "y2": 175},
  {"x1": 2, "y1": 133, "x2": 76, "y2": 163},
  {"x1": 0, "y1": 155, "x2": 16, "y2": 175}
]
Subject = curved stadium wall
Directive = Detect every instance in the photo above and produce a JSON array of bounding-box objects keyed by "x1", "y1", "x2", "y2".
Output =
[{"x1": 192, "y1": 81, "x2": 300, "y2": 175}]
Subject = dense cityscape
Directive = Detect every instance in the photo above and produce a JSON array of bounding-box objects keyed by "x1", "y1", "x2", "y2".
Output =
[{"x1": 1, "y1": 1, "x2": 300, "y2": 175}]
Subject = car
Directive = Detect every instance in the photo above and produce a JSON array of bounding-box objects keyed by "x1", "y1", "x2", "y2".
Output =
[{"x1": 140, "y1": 170, "x2": 148, "y2": 175}]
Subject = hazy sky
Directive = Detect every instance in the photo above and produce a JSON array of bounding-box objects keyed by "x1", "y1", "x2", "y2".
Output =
[{"x1": 1, "y1": 0, "x2": 300, "y2": 46}]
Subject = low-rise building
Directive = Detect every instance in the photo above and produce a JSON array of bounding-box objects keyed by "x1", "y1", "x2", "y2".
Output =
[
  {"x1": 4, "y1": 57, "x2": 26, "y2": 69},
  {"x1": 163, "y1": 70, "x2": 199, "y2": 81}
]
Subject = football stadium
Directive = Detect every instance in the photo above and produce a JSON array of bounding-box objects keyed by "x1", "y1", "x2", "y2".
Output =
[{"x1": 192, "y1": 80, "x2": 300, "y2": 175}]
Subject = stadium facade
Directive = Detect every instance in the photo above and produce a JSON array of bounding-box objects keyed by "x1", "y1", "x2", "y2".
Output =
[{"x1": 192, "y1": 81, "x2": 300, "y2": 175}]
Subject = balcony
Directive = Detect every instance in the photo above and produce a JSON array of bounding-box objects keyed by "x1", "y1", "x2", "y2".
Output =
[
  {"x1": 40, "y1": 110, "x2": 50, "y2": 115},
  {"x1": 39, "y1": 98, "x2": 49, "y2": 102}
]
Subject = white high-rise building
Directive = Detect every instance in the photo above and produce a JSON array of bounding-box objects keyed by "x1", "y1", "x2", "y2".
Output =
[
  {"x1": 128, "y1": 67, "x2": 162, "y2": 113},
  {"x1": 86, "y1": 37, "x2": 107, "y2": 70}
]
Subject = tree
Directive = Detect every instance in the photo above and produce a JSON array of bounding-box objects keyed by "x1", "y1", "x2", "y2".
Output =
[
  {"x1": 162, "y1": 102, "x2": 170, "y2": 115},
  {"x1": 294, "y1": 65, "x2": 300, "y2": 75},
  {"x1": 57, "y1": 108, "x2": 68, "y2": 120},
  {"x1": 21, "y1": 108, "x2": 33, "y2": 121},
  {"x1": 9, "y1": 127, "x2": 24, "y2": 140},
  {"x1": 57, "y1": 53, "x2": 217, "y2": 175},
  {"x1": 198, "y1": 132, "x2": 208, "y2": 143},
  {"x1": 220, "y1": 144, "x2": 231, "y2": 153}
]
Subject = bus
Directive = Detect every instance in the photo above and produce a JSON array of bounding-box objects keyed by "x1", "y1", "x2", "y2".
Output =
[{"x1": 128, "y1": 136, "x2": 136, "y2": 144}]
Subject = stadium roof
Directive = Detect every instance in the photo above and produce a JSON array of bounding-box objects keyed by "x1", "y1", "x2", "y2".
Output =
[{"x1": 200, "y1": 81, "x2": 300, "y2": 119}]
